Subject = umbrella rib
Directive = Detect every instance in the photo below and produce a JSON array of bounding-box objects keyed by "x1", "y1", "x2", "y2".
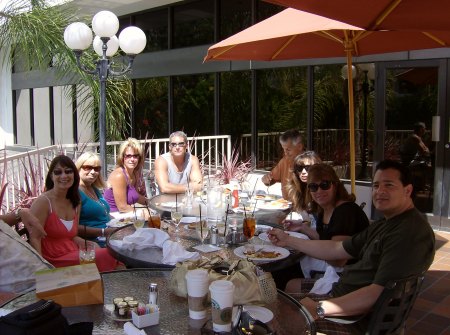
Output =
[
  {"x1": 271, "y1": 34, "x2": 297, "y2": 60},
  {"x1": 314, "y1": 31, "x2": 343, "y2": 44},
  {"x1": 422, "y1": 32, "x2": 447, "y2": 47},
  {"x1": 371, "y1": 0, "x2": 403, "y2": 30},
  {"x1": 211, "y1": 44, "x2": 238, "y2": 59}
]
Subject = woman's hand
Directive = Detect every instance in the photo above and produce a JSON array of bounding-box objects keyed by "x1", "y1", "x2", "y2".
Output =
[{"x1": 283, "y1": 219, "x2": 305, "y2": 232}]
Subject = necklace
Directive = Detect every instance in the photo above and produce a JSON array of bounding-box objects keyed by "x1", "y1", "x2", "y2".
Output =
[{"x1": 81, "y1": 185, "x2": 109, "y2": 216}]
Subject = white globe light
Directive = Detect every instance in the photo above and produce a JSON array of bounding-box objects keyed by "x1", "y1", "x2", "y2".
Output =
[
  {"x1": 64, "y1": 22, "x2": 93, "y2": 50},
  {"x1": 93, "y1": 35, "x2": 119, "y2": 57},
  {"x1": 118, "y1": 26, "x2": 147, "y2": 55},
  {"x1": 92, "y1": 10, "x2": 119, "y2": 38},
  {"x1": 341, "y1": 64, "x2": 357, "y2": 80}
]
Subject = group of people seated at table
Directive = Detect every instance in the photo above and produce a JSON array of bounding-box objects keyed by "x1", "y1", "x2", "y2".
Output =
[{"x1": 1, "y1": 128, "x2": 436, "y2": 335}]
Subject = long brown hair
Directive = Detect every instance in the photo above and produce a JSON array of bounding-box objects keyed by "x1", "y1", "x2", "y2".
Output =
[
  {"x1": 286, "y1": 151, "x2": 322, "y2": 212},
  {"x1": 45, "y1": 155, "x2": 80, "y2": 208},
  {"x1": 305, "y1": 163, "x2": 355, "y2": 214}
]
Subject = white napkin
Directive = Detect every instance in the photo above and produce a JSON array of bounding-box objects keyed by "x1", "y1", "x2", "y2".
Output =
[
  {"x1": 124, "y1": 321, "x2": 146, "y2": 335},
  {"x1": 109, "y1": 228, "x2": 200, "y2": 265},
  {"x1": 309, "y1": 265, "x2": 340, "y2": 295}
]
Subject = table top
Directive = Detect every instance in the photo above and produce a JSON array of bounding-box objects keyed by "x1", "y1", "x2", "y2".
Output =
[
  {"x1": 1, "y1": 269, "x2": 315, "y2": 335},
  {"x1": 148, "y1": 193, "x2": 290, "y2": 226},
  {"x1": 106, "y1": 222, "x2": 302, "y2": 272}
]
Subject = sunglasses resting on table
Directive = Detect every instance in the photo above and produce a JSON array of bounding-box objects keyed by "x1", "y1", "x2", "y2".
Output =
[
  {"x1": 307, "y1": 180, "x2": 333, "y2": 192},
  {"x1": 81, "y1": 165, "x2": 102, "y2": 172}
]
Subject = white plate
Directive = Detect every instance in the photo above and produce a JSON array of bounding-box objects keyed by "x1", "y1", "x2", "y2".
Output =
[
  {"x1": 160, "y1": 202, "x2": 179, "y2": 208},
  {"x1": 179, "y1": 217, "x2": 198, "y2": 224},
  {"x1": 259, "y1": 231, "x2": 309, "y2": 242},
  {"x1": 232, "y1": 305, "x2": 274, "y2": 324},
  {"x1": 233, "y1": 206, "x2": 259, "y2": 214},
  {"x1": 256, "y1": 200, "x2": 291, "y2": 210},
  {"x1": 234, "y1": 245, "x2": 289, "y2": 263},
  {"x1": 256, "y1": 224, "x2": 272, "y2": 231},
  {"x1": 107, "y1": 218, "x2": 133, "y2": 228}
]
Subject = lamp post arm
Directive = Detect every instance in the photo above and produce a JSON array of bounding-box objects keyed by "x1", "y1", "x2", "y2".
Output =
[
  {"x1": 109, "y1": 55, "x2": 135, "y2": 76},
  {"x1": 73, "y1": 50, "x2": 98, "y2": 76}
]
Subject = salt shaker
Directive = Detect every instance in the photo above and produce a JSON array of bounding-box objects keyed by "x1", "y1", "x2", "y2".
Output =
[
  {"x1": 149, "y1": 283, "x2": 158, "y2": 305},
  {"x1": 210, "y1": 226, "x2": 218, "y2": 245},
  {"x1": 231, "y1": 226, "x2": 237, "y2": 245}
]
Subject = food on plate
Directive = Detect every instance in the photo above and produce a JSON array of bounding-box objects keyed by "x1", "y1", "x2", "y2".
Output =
[
  {"x1": 243, "y1": 249, "x2": 281, "y2": 259},
  {"x1": 255, "y1": 194, "x2": 266, "y2": 200},
  {"x1": 268, "y1": 198, "x2": 289, "y2": 208}
]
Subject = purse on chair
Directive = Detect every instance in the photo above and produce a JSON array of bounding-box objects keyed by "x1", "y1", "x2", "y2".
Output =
[{"x1": 169, "y1": 256, "x2": 277, "y2": 305}]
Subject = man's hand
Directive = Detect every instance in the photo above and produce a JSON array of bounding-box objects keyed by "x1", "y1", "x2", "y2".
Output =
[
  {"x1": 267, "y1": 228, "x2": 290, "y2": 247},
  {"x1": 20, "y1": 208, "x2": 47, "y2": 239},
  {"x1": 300, "y1": 297, "x2": 319, "y2": 319}
]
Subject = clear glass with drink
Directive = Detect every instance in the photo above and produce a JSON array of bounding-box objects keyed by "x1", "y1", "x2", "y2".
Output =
[
  {"x1": 133, "y1": 218, "x2": 145, "y2": 229},
  {"x1": 149, "y1": 212, "x2": 161, "y2": 229},
  {"x1": 171, "y1": 205, "x2": 183, "y2": 233},
  {"x1": 79, "y1": 242, "x2": 96, "y2": 265},
  {"x1": 196, "y1": 220, "x2": 209, "y2": 245},
  {"x1": 243, "y1": 216, "x2": 256, "y2": 239}
]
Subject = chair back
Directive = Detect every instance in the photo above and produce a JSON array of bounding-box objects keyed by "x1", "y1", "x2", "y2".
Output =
[{"x1": 366, "y1": 273, "x2": 425, "y2": 335}]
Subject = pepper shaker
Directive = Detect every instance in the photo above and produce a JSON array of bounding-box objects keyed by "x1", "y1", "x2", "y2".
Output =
[
  {"x1": 149, "y1": 283, "x2": 158, "y2": 305},
  {"x1": 210, "y1": 226, "x2": 218, "y2": 245}
]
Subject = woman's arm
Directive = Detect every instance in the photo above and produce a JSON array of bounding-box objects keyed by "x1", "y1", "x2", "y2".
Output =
[
  {"x1": 109, "y1": 169, "x2": 135, "y2": 212},
  {"x1": 29, "y1": 196, "x2": 50, "y2": 255}
]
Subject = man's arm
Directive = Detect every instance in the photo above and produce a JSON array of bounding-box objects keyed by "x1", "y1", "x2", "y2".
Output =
[
  {"x1": 268, "y1": 228, "x2": 352, "y2": 261},
  {"x1": 188, "y1": 155, "x2": 203, "y2": 192},
  {"x1": 154, "y1": 156, "x2": 193, "y2": 194},
  {"x1": 261, "y1": 160, "x2": 282, "y2": 186},
  {"x1": 0, "y1": 208, "x2": 47, "y2": 239},
  {"x1": 301, "y1": 284, "x2": 384, "y2": 318}
]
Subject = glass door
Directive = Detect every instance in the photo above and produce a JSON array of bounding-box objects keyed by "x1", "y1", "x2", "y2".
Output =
[{"x1": 376, "y1": 60, "x2": 450, "y2": 231}]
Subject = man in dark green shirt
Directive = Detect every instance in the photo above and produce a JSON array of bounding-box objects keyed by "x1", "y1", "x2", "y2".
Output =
[{"x1": 268, "y1": 160, "x2": 435, "y2": 334}]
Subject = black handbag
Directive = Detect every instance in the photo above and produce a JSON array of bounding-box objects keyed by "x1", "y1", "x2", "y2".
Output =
[{"x1": 0, "y1": 299, "x2": 70, "y2": 335}]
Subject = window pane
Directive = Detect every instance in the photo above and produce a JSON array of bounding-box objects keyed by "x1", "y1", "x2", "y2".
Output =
[
  {"x1": 134, "y1": 9, "x2": 168, "y2": 52},
  {"x1": 173, "y1": 74, "x2": 214, "y2": 136},
  {"x1": 134, "y1": 77, "x2": 168, "y2": 138},
  {"x1": 173, "y1": 0, "x2": 214, "y2": 48},
  {"x1": 220, "y1": 0, "x2": 251, "y2": 39}
]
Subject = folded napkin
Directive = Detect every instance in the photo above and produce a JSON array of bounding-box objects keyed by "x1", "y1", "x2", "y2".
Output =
[
  {"x1": 309, "y1": 265, "x2": 340, "y2": 295},
  {"x1": 109, "y1": 228, "x2": 200, "y2": 265},
  {"x1": 124, "y1": 321, "x2": 146, "y2": 335}
]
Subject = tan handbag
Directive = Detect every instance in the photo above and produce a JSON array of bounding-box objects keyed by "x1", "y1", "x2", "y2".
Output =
[{"x1": 169, "y1": 256, "x2": 277, "y2": 305}]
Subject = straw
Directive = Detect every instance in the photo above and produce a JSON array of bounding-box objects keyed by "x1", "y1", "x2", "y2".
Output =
[
  {"x1": 252, "y1": 199, "x2": 258, "y2": 217},
  {"x1": 133, "y1": 203, "x2": 138, "y2": 220},
  {"x1": 175, "y1": 193, "x2": 178, "y2": 211},
  {"x1": 224, "y1": 203, "x2": 230, "y2": 237},
  {"x1": 250, "y1": 180, "x2": 258, "y2": 198},
  {"x1": 199, "y1": 204, "x2": 202, "y2": 238}
]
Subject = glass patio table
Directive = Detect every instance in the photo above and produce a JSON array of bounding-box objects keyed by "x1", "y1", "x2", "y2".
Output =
[{"x1": 1, "y1": 269, "x2": 316, "y2": 335}]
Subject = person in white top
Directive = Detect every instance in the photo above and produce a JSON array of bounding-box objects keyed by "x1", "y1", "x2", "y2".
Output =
[{"x1": 154, "y1": 131, "x2": 203, "y2": 194}]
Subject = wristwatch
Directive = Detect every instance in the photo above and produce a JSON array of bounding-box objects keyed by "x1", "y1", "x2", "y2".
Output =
[
  {"x1": 14, "y1": 208, "x2": 22, "y2": 222},
  {"x1": 316, "y1": 301, "x2": 325, "y2": 319}
]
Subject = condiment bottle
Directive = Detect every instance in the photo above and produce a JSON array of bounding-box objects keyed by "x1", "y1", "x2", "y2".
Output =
[
  {"x1": 149, "y1": 283, "x2": 158, "y2": 305},
  {"x1": 232, "y1": 185, "x2": 239, "y2": 208},
  {"x1": 210, "y1": 226, "x2": 218, "y2": 245}
]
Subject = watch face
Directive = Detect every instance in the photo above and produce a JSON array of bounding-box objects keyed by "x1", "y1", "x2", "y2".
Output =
[{"x1": 316, "y1": 303, "x2": 325, "y2": 319}]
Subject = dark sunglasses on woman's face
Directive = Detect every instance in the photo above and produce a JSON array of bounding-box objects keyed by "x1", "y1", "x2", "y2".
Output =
[
  {"x1": 295, "y1": 165, "x2": 311, "y2": 173},
  {"x1": 81, "y1": 165, "x2": 101, "y2": 172},
  {"x1": 307, "y1": 180, "x2": 333, "y2": 192},
  {"x1": 53, "y1": 168, "x2": 74, "y2": 176}
]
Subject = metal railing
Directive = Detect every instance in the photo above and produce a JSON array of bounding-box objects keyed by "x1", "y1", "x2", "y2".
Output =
[{"x1": 0, "y1": 135, "x2": 232, "y2": 213}]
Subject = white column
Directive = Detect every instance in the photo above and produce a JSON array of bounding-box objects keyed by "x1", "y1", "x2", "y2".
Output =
[{"x1": 0, "y1": 47, "x2": 13, "y2": 149}]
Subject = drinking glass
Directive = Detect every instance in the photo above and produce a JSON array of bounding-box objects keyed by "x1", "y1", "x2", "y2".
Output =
[
  {"x1": 133, "y1": 218, "x2": 145, "y2": 229},
  {"x1": 243, "y1": 216, "x2": 256, "y2": 239},
  {"x1": 171, "y1": 206, "x2": 183, "y2": 233},
  {"x1": 196, "y1": 220, "x2": 209, "y2": 245}
]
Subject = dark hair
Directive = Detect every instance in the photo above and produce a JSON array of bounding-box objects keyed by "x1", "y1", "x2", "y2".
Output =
[
  {"x1": 375, "y1": 159, "x2": 413, "y2": 186},
  {"x1": 305, "y1": 163, "x2": 355, "y2": 214},
  {"x1": 279, "y1": 129, "x2": 303, "y2": 146},
  {"x1": 413, "y1": 122, "x2": 426, "y2": 134},
  {"x1": 287, "y1": 151, "x2": 322, "y2": 212},
  {"x1": 45, "y1": 155, "x2": 80, "y2": 208}
]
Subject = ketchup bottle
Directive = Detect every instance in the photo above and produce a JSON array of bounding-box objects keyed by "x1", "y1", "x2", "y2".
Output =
[{"x1": 232, "y1": 185, "x2": 239, "y2": 208}]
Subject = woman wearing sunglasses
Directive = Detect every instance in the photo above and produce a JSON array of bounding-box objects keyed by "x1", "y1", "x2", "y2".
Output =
[
  {"x1": 75, "y1": 152, "x2": 113, "y2": 247},
  {"x1": 104, "y1": 138, "x2": 148, "y2": 215},
  {"x1": 29, "y1": 155, "x2": 119, "y2": 271},
  {"x1": 284, "y1": 151, "x2": 322, "y2": 230}
]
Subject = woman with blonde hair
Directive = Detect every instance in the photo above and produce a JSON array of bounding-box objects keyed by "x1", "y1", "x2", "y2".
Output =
[
  {"x1": 104, "y1": 138, "x2": 148, "y2": 214},
  {"x1": 76, "y1": 152, "x2": 114, "y2": 247}
]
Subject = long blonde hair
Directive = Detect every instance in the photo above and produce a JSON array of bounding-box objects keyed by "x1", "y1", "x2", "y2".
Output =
[
  {"x1": 116, "y1": 138, "x2": 144, "y2": 171},
  {"x1": 75, "y1": 152, "x2": 106, "y2": 189}
]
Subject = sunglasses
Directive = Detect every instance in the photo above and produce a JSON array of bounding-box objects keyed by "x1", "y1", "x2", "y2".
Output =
[
  {"x1": 124, "y1": 154, "x2": 139, "y2": 160},
  {"x1": 170, "y1": 142, "x2": 186, "y2": 148},
  {"x1": 307, "y1": 180, "x2": 333, "y2": 192},
  {"x1": 295, "y1": 165, "x2": 311, "y2": 173},
  {"x1": 81, "y1": 165, "x2": 101, "y2": 172},
  {"x1": 53, "y1": 168, "x2": 74, "y2": 176}
]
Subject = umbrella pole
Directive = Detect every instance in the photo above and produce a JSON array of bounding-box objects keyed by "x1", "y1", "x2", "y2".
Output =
[{"x1": 346, "y1": 50, "x2": 356, "y2": 195}]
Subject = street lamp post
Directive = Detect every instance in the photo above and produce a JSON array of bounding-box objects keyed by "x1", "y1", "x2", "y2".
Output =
[{"x1": 63, "y1": 11, "x2": 146, "y2": 179}]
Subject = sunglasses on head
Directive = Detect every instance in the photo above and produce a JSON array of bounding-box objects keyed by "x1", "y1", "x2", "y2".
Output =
[
  {"x1": 307, "y1": 180, "x2": 333, "y2": 192},
  {"x1": 53, "y1": 168, "x2": 74, "y2": 176},
  {"x1": 170, "y1": 142, "x2": 186, "y2": 148},
  {"x1": 295, "y1": 165, "x2": 311, "y2": 173},
  {"x1": 124, "y1": 154, "x2": 139, "y2": 160},
  {"x1": 81, "y1": 165, "x2": 101, "y2": 172}
]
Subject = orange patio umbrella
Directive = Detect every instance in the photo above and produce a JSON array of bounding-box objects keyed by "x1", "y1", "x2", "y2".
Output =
[
  {"x1": 265, "y1": 0, "x2": 450, "y2": 31},
  {"x1": 204, "y1": 8, "x2": 450, "y2": 194}
]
